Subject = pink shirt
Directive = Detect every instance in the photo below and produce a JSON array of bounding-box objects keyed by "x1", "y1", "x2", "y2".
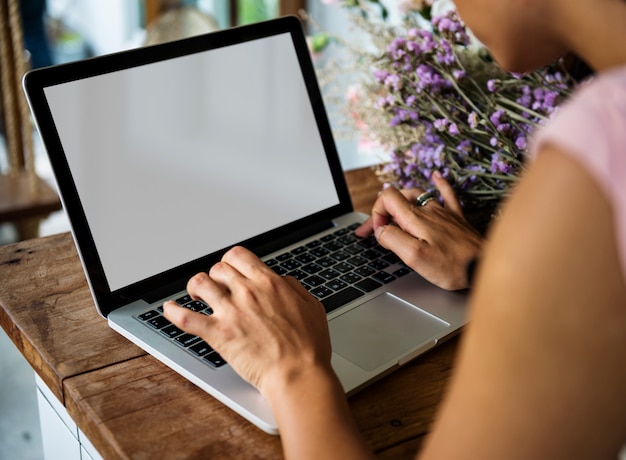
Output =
[{"x1": 529, "y1": 65, "x2": 626, "y2": 280}]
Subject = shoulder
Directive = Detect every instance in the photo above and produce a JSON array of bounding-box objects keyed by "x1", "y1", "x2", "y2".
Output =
[
  {"x1": 529, "y1": 65, "x2": 626, "y2": 171},
  {"x1": 526, "y1": 65, "x2": 626, "y2": 281}
]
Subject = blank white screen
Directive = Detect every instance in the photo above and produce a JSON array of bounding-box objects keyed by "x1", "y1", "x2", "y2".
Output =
[{"x1": 44, "y1": 33, "x2": 339, "y2": 291}]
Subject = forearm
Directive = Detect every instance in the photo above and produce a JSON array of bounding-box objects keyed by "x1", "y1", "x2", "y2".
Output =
[{"x1": 264, "y1": 364, "x2": 374, "y2": 460}]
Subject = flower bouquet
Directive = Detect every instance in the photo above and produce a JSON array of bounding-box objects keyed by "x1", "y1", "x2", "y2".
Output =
[{"x1": 309, "y1": 0, "x2": 576, "y2": 232}]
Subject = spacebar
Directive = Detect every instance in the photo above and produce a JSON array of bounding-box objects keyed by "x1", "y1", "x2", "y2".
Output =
[{"x1": 321, "y1": 287, "x2": 364, "y2": 313}]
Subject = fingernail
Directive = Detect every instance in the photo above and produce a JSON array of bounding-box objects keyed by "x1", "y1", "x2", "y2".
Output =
[
  {"x1": 374, "y1": 226, "x2": 384, "y2": 239},
  {"x1": 433, "y1": 171, "x2": 442, "y2": 180}
]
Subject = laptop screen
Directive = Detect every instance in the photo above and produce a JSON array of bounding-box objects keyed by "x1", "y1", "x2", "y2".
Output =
[{"x1": 41, "y1": 32, "x2": 340, "y2": 292}]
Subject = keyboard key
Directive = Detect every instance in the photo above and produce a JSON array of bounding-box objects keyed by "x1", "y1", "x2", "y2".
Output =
[
  {"x1": 301, "y1": 262, "x2": 323, "y2": 274},
  {"x1": 321, "y1": 287, "x2": 364, "y2": 313},
  {"x1": 344, "y1": 244, "x2": 364, "y2": 255},
  {"x1": 271, "y1": 265, "x2": 288, "y2": 276},
  {"x1": 362, "y1": 249, "x2": 382, "y2": 260},
  {"x1": 138, "y1": 310, "x2": 159, "y2": 321},
  {"x1": 310, "y1": 247, "x2": 330, "y2": 258},
  {"x1": 294, "y1": 253, "x2": 316, "y2": 264},
  {"x1": 340, "y1": 272, "x2": 362, "y2": 284},
  {"x1": 319, "y1": 268, "x2": 340, "y2": 280},
  {"x1": 393, "y1": 267, "x2": 411, "y2": 277},
  {"x1": 316, "y1": 256, "x2": 336, "y2": 268},
  {"x1": 355, "y1": 266, "x2": 375, "y2": 277},
  {"x1": 176, "y1": 294, "x2": 192, "y2": 304},
  {"x1": 346, "y1": 255, "x2": 368, "y2": 267},
  {"x1": 303, "y1": 275, "x2": 325, "y2": 287},
  {"x1": 323, "y1": 241, "x2": 343, "y2": 251},
  {"x1": 372, "y1": 271, "x2": 396, "y2": 284},
  {"x1": 355, "y1": 278, "x2": 382, "y2": 293},
  {"x1": 356, "y1": 237, "x2": 378, "y2": 249},
  {"x1": 369, "y1": 259, "x2": 390, "y2": 270},
  {"x1": 161, "y1": 324, "x2": 184, "y2": 339},
  {"x1": 189, "y1": 341, "x2": 213, "y2": 356},
  {"x1": 203, "y1": 352, "x2": 227, "y2": 368},
  {"x1": 310, "y1": 285, "x2": 333, "y2": 299},
  {"x1": 291, "y1": 246, "x2": 308, "y2": 255},
  {"x1": 280, "y1": 259, "x2": 301, "y2": 271},
  {"x1": 326, "y1": 279, "x2": 348, "y2": 291},
  {"x1": 333, "y1": 262, "x2": 355, "y2": 274},
  {"x1": 337, "y1": 235, "x2": 357, "y2": 245},
  {"x1": 265, "y1": 258, "x2": 278, "y2": 267},
  {"x1": 184, "y1": 300, "x2": 206, "y2": 312},
  {"x1": 287, "y1": 269, "x2": 308, "y2": 281},
  {"x1": 146, "y1": 315, "x2": 171, "y2": 330},
  {"x1": 383, "y1": 252, "x2": 401, "y2": 264},
  {"x1": 329, "y1": 251, "x2": 351, "y2": 262},
  {"x1": 175, "y1": 333, "x2": 202, "y2": 347}
]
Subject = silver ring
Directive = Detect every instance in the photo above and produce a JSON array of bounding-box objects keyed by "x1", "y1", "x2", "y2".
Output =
[{"x1": 416, "y1": 191, "x2": 437, "y2": 207}]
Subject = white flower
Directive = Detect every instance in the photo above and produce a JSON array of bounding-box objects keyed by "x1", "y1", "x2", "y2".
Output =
[{"x1": 430, "y1": 0, "x2": 456, "y2": 17}]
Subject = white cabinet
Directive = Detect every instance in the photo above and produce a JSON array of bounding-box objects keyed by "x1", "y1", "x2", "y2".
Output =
[{"x1": 35, "y1": 373, "x2": 103, "y2": 460}]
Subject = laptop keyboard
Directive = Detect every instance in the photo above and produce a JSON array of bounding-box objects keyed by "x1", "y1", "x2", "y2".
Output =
[
  {"x1": 264, "y1": 223, "x2": 411, "y2": 312},
  {"x1": 134, "y1": 222, "x2": 412, "y2": 369}
]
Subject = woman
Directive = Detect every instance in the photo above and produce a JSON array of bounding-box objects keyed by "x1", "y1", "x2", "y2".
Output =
[{"x1": 165, "y1": 0, "x2": 626, "y2": 457}]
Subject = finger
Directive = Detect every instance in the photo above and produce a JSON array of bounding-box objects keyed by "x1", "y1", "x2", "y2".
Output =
[
  {"x1": 371, "y1": 187, "x2": 440, "y2": 238},
  {"x1": 355, "y1": 217, "x2": 374, "y2": 237},
  {"x1": 186, "y1": 271, "x2": 230, "y2": 312},
  {"x1": 374, "y1": 224, "x2": 429, "y2": 270},
  {"x1": 398, "y1": 188, "x2": 426, "y2": 203},
  {"x1": 370, "y1": 187, "x2": 413, "y2": 230},
  {"x1": 163, "y1": 300, "x2": 215, "y2": 338},
  {"x1": 357, "y1": 187, "x2": 427, "y2": 238},
  {"x1": 283, "y1": 274, "x2": 319, "y2": 301},
  {"x1": 220, "y1": 246, "x2": 272, "y2": 280},
  {"x1": 432, "y1": 171, "x2": 463, "y2": 216}
]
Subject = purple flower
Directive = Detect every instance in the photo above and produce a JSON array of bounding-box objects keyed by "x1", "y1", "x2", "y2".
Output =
[
  {"x1": 373, "y1": 69, "x2": 389, "y2": 83},
  {"x1": 456, "y1": 139, "x2": 472, "y2": 155},
  {"x1": 487, "y1": 79, "x2": 499, "y2": 93},
  {"x1": 515, "y1": 136, "x2": 527, "y2": 150},
  {"x1": 434, "y1": 118, "x2": 448, "y2": 131},
  {"x1": 489, "y1": 109, "x2": 505, "y2": 126},
  {"x1": 467, "y1": 111, "x2": 479, "y2": 129},
  {"x1": 490, "y1": 153, "x2": 511, "y2": 174},
  {"x1": 453, "y1": 69, "x2": 466, "y2": 80},
  {"x1": 384, "y1": 73, "x2": 402, "y2": 90}
]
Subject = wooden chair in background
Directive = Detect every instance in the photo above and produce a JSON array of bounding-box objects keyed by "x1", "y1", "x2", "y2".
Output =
[{"x1": 0, "y1": 0, "x2": 61, "y2": 242}]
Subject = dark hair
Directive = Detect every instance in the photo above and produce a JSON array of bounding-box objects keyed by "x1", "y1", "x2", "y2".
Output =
[{"x1": 565, "y1": 54, "x2": 594, "y2": 82}]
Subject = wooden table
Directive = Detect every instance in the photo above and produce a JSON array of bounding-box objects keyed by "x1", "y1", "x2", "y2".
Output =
[{"x1": 0, "y1": 167, "x2": 459, "y2": 459}]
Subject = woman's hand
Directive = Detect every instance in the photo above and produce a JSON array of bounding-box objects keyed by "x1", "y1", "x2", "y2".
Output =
[
  {"x1": 164, "y1": 247, "x2": 374, "y2": 458},
  {"x1": 356, "y1": 172, "x2": 483, "y2": 290},
  {"x1": 163, "y1": 246, "x2": 334, "y2": 398}
]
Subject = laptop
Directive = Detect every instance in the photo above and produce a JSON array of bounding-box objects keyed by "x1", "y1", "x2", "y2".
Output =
[{"x1": 23, "y1": 15, "x2": 467, "y2": 435}]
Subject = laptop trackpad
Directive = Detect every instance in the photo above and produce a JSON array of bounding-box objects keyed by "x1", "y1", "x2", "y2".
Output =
[{"x1": 329, "y1": 293, "x2": 449, "y2": 371}]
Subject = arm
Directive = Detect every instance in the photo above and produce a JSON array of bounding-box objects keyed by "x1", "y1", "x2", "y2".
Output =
[
  {"x1": 164, "y1": 247, "x2": 374, "y2": 460},
  {"x1": 419, "y1": 146, "x2": 626, "y2": 459}
]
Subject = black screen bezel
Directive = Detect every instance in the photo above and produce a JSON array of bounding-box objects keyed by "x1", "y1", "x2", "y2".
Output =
[{"x1": 23, "y1": 16, "x2": 353, "y2": 317}]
